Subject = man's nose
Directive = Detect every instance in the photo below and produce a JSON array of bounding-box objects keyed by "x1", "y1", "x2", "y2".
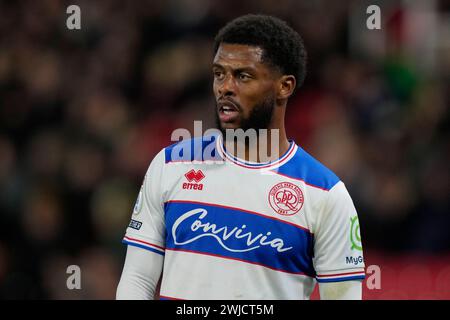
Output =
[{"x1": 218, "y1": 74, "x2": 236, "y2": 97}]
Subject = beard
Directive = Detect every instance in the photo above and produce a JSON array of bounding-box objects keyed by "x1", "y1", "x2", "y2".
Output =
[{"x1": 215, "y1": 95, "x2": 275, "y2": 138}]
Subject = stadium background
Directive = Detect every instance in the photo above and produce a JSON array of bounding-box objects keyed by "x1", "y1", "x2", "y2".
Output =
[{"x1": 0, "y1": 0, "x2": 449, "y2": 299}]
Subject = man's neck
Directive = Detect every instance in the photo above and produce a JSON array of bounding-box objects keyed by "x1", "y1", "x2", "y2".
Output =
[{"x1": 223, "y1": 129, "x2": 290, "y2": 163}]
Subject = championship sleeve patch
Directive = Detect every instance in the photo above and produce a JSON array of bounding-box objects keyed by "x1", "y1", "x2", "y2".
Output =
[{"x1": 129, "y1": 219, "x2": 142, "y2": 230}]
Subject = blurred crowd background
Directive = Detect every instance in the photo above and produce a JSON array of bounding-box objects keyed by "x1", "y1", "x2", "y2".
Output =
[{"x1": 0, "y1": 0, "x2": 449, "y2": 299}]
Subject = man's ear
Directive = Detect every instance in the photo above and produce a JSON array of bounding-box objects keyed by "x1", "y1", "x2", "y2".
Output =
[{"x1": 277, "y1": 75, "x2": 296, "y2": 100}]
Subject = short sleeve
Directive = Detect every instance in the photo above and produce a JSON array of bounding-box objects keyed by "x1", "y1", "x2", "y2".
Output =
[
  {"x1": 312, "y1": 181, "x2": 365, "y2": 282},
  {"x1": 122, "y1": 149, "x2": 166, "y2": 256}
]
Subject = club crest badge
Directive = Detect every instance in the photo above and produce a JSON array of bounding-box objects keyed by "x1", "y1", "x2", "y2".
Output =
[{"x1": 268, "y1": 182, "x2": 304, "y2": 216}]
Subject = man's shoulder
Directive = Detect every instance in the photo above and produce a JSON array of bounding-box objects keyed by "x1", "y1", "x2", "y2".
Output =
[{"x1": 277, "y1": 144, "x2": 340, "y2": 191}]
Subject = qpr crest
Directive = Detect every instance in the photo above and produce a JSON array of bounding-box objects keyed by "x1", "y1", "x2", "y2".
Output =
[{"x1": 268, "y1": 182, "x2": 304, "y2": 216}]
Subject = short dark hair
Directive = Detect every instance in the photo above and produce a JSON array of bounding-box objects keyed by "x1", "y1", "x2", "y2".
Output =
[{"x1": 213, "y1": 14, "x2": 307, "y2": 89}]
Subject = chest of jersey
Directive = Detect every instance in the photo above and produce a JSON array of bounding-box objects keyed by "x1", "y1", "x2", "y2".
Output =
[{"x1": 163, "y1": 163, "x2": 317, "y2": 276}]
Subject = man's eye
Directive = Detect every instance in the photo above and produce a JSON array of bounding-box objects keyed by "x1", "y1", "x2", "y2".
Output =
[
  {"x1": 214, "y1": 71, "x2": 224, "y2": 79},
  {"x1": 239, "y1": 73, "x2": 251, "y2": 80}
]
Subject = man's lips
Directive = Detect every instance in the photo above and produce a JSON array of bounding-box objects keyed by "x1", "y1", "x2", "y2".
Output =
[{"x1": 217, "y1": 100, "x2": 240, "y2": 123}]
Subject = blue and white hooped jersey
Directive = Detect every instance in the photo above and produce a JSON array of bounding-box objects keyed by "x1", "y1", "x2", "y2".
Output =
[{"x1": 122, "y1": 135, "x2": 365, "y2": 300}]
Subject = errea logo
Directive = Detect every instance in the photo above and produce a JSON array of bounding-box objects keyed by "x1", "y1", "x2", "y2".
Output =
[{"x1": 183, "y1": 169, "x2": 205, "y2": 190}]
